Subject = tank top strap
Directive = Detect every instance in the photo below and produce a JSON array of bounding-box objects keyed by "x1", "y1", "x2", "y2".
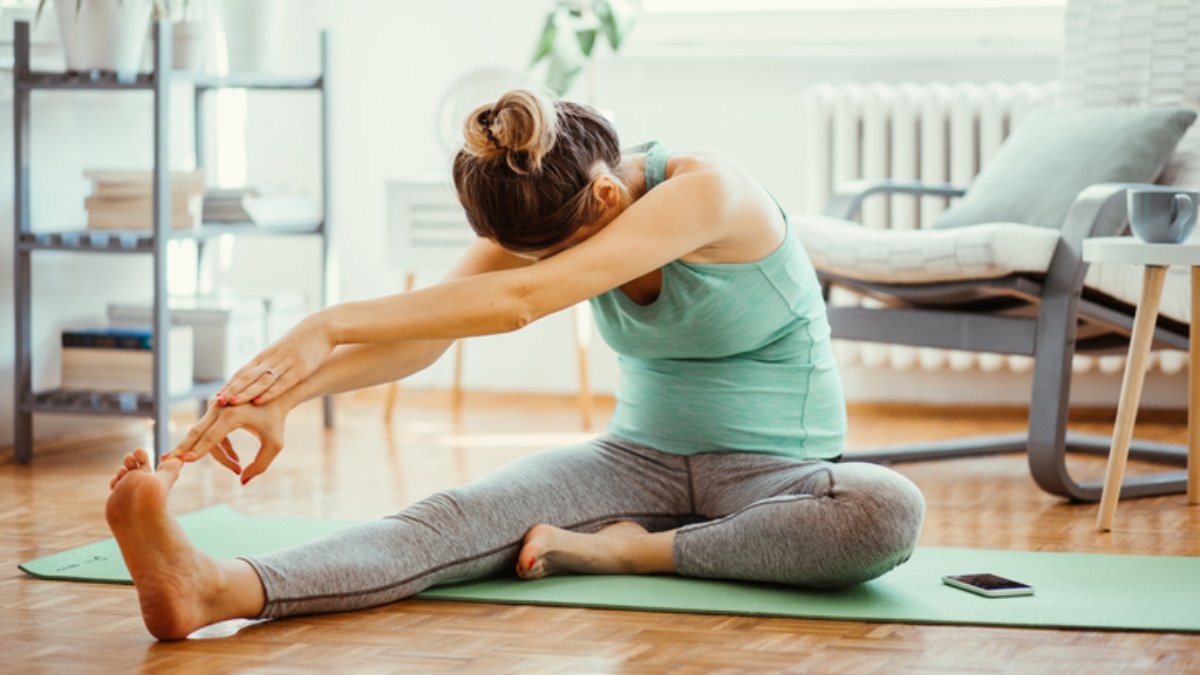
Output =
[{"x1": 643, "y1": 141, "x2": 674, "y2": 191}]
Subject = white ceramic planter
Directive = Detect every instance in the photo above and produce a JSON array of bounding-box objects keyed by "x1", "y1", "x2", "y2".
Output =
[
  {"x1": 221, "y1": 0, "x2": 283, "y2": 73},
  {"x1": 54, "y1": 0, "x2": 153, "y2": 82},
  {"x1": 172, "y1": 21, "x2": 206, "y2": 72}
]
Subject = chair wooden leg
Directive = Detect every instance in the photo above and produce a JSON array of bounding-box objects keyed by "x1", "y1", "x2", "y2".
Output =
[
  {"x1": 1097, "y1": 265, "x2": 1167, "y2": 532},
  {"x1": 1190, "y1": 267, "x2": 1200, "y2": 506},
  {"x1": 451, "y1": 339, "x2": 464, "y2": 412},
  {"x1": 383, "y1": 273, "x2": 418, "y2": 421},
  {"x1": 383, "y1": 382, "x2": 398, "y2": 422},
  {"x1": 577, "y1": 341, "x2": 593, "y2": 431},
  {"x1": 574, "y1": 304, "x2": 593, "y2": 430}
]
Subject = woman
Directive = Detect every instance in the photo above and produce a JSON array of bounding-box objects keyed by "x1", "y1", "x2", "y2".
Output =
[{"x1": 106, "y1": 90, "x2": 925, "y2": 641}]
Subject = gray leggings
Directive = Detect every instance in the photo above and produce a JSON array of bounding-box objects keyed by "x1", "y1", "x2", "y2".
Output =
[{"x1": 244, "y1": 435, "x2": 926, "y2": 619}]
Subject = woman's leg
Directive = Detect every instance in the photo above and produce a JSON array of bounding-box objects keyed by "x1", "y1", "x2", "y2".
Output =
[
  {"x1": 107, "y1": 436, "x2": 695, "y2": 638},
  {"x1": 672, "y1": 457, "x2": 926, "y2": 589},
  {"x1": 106, "y1": 449, "x2": 268, "y2": 640}
]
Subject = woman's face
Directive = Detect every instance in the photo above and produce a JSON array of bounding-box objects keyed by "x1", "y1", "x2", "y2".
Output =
[{"x1": 505, "y1": 219, "x2": 607, "y2": 262}]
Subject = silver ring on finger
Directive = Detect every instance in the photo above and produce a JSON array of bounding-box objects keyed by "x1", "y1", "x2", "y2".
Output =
[{"x1": 266, "y1": 367, "x2": 279, "y2": 379}]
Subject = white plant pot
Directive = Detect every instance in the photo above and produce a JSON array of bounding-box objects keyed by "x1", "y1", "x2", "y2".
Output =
[
  {"x1": 54, "y1": 0, "x2": 153, "y2": 82},
  {"x1": 221, "y1": 0, "x2": 284, "y2": 73},
  {"x1": 172, "y1": 21, "x2": 206, "y2": 72}
]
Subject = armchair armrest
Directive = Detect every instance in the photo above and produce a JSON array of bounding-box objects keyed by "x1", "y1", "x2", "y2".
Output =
[
  {"x1": 1045, "y1": 182, "x2": 1158, "y2": 299},
  {"x1": 824, "y1": 180, "x2": 968, "y2": 221}
]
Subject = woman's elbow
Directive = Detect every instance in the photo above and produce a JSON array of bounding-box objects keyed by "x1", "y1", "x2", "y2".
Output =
[{"x1": 500, "y1": 292, "x2": 540, "y2": 333}]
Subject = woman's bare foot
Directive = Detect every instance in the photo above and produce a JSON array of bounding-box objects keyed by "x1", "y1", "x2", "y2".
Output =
[
  {"x1": 516, "y1": 521, "x2": 676, "y2": 580},
  {"x1": 106, "y1": 448, "x2": 263, "y2": 640}
]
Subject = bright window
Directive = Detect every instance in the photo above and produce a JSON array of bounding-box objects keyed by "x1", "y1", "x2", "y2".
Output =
[{"x1": 643, "y1": 0, "x2": 1066, "y2": 11}]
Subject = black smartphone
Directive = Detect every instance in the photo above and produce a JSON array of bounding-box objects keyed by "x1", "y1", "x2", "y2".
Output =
[{"x1": 942, "y1": 573, "x2": 1035, "y2": 598}]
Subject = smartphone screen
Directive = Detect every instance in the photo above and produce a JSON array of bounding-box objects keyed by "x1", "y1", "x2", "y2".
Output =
[{"x1": 943, "y1": 573, "x2": 1034, "y2": 597}]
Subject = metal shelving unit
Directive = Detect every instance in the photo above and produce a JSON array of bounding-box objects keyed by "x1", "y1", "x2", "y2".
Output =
[{"x1": 12, "y1": 20, "x2": 335, "y2": 463}]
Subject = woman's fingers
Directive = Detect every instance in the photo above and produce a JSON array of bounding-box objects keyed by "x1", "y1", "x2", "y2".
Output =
[
  {"x1": 216, "y1": 361, "x2": 259, "y2": 404},
  {"x1": 252, "y1": 368, "x2": 300, "y2": 405},
  {"x1": 209, "y1": 438, "x2": 242, "y2": 476},
  {"x1": 237, "y1": 366, "x2": 286, "y2": 405},
  {"x1": 167, "y1": 402, "x2": 221, "y2": 460},
  {"x1": 240, "y1": 441, "x2": 283, "y2": 485},
  {"x1": 176, "y1": 413, "x2": 237, "y2": 463},
  {"x1": 220, "y1": 363, "x2": 285, "y2": 405}
]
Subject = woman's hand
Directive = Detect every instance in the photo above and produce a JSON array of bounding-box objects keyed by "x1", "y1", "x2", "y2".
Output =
[
  {"x1": 165, "y1": 396, "x2": 289, "y2": 484},
  {"x1": 217, "y1": 316, "x2": 335, "y2": 407}
]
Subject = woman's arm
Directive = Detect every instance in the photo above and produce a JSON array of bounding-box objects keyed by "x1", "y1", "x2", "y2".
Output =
[{"x1": 170, "y1": 240, "x2": 532, "y2": 477}]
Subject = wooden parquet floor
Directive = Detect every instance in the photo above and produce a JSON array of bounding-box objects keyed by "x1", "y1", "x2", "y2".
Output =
[{"x1": 3, "y1": 389, "x2": 1200, "y2": 674}]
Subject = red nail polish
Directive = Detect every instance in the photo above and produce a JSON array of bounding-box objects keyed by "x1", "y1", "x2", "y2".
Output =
[
  {"x1": 253, "y1": 397, "x2": 262, "y2": 404},
  {"x1": 527, "y1": 557, "x2": 535, "y2": 568}
]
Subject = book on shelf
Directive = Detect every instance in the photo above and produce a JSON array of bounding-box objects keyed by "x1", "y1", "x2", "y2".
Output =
[
  {"x1": 202, "y1": 187, "x2": 257, "y2": 224},
  {"x1": 62, "y1": 326, "x2": 158, "y2": 350},
  {"x1": 85, "y1": 169, "x2": 205, "y2": 231},
  {"x1": 60, "y1": 325, "x2": 194, "y2": 396},
  {"x1": 200, "y1": 185, "x2": 318, "y2": 226},
  {"x1": 85, "y1": 169, "x2": 206, "y2": 198}
]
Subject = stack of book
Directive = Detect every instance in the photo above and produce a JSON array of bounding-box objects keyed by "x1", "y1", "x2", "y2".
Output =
[
  {"x1": 202, "y1": 187, "x2": 257, "y2": 223},
  {"x1": 202, "y1": 186, "x2": 319, "y2": 226},
  {"x1": 61, "y1": 326, "x2": 194, "y2": 396},
  {"x1": 85, "y1": 169, "x2": 205, "y2": 231}
]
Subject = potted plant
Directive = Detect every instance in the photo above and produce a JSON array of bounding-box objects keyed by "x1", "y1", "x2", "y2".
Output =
[
  {"x1": 530, "y1": 0, "x2": 637, "y2": 100},
  {"x1": 36, "y1": 0, "x2": 159, "y2": 82}
]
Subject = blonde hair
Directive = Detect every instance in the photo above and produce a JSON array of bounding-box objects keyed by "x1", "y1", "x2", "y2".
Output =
[{"x1": 453, "y1": 88, "x2": 622, "y2": 252}]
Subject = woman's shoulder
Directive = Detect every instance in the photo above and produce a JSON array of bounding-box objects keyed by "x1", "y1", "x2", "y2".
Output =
[{"x1": 665, "y1": 148, "x2": 737, "y2": 175}]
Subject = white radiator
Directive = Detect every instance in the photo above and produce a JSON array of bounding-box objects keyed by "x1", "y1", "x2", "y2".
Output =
[{"x1": 799, "y1": 81, "x2": 1188, "y2": 377}]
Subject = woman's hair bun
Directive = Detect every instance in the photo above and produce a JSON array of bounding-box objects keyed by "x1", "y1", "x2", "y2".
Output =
[{"x1": 463, "y1": 89, "x2": 558, "y2": 175}]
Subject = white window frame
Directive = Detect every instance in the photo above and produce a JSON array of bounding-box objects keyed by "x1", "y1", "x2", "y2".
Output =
[{"x1": 642, "y1": 0, "x2": 1066, "y2": 12}]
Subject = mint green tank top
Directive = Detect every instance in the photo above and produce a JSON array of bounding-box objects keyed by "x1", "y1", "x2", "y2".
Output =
[{"x1": 588, "y1": 143, "x2": 847, "y2": 460}]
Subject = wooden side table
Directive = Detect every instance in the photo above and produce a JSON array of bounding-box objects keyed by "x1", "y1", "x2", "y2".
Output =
[{"x1": 1083, "y1": 237, "x2": 1200, "y2": 532}]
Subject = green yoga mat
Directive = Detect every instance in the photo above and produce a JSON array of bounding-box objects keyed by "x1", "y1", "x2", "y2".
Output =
[{"x1": 20, "y1": 505, "x2": 1200, "y2": 633}]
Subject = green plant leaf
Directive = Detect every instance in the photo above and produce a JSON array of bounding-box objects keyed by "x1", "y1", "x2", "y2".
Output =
[
  {"x1": 576, "y1": 28, "x2": 598, "y2": 58},
  {"x1": 546, "y1": 58, "x2": 583, "y2": 97},
  {"x1": 530, "y1": 12, "x2": 558, "y2": 67},
  {"x1": 594, "y1": 1, "x2": 617, "y2": 50},
  {"x1": 595, "y1": 0, "x2": 636, "y2": 51}
]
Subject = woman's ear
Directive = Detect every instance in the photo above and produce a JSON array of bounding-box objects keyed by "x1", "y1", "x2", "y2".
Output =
[{"x1": 592, "y1": 175, "x2": 622, "y2": 209}]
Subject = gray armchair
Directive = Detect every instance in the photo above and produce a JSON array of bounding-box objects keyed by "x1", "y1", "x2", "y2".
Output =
[{"x1": 803, "y1": 0, "x2": 1199, "y2": 502}]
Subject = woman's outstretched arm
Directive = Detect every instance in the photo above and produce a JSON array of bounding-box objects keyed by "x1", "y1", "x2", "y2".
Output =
[{"x1": 168, "y1": 239, "x2": 531, "y2": 477}]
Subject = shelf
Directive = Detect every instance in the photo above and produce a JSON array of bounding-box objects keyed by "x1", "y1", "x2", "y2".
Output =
[
  {"x1": 19, "y1": 222, "x2": 324, "y2": 252},
  {"x1": 171, "y1": 221, "x2": 324, "y2": 240},
  {"x1": 21, "y1": 381, "x2": 223, "y2": 418},
  {"x1": 185, "y1": 73, "x2": 324, "y2": 91},
  {"x1": 19, "y1": 70, "x2": 322, "y2": 91},
  {"x1": 12, "y1": 20, "x2": 334, "y2": 463}
]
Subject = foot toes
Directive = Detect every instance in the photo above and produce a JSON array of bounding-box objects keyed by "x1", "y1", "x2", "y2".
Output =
[
  {"x1": 111, "y1": 466, "x2": 129, "y2": 489},
  {"x1": 123, "y1": 454, "x2": 139, "y2": 471},
  {"x1": 132, "y1": 447, "x2": 151, "y2": 467}
]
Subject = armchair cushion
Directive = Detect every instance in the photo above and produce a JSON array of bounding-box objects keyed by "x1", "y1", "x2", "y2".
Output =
[
  {"x1": 796, "y1": 215, "x2": 1061, "y2": 284},
  {"x1": 796, "y1": 215, "x2": 1192, "y2": 324},
  {"x1": 932, "y1": 106, "x2": 1198, "y2": 232}
]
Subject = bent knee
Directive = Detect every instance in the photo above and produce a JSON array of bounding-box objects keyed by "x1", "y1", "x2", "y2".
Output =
[{"x1": 808, "y1": 463, "x2": 926, "y2": 589}]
